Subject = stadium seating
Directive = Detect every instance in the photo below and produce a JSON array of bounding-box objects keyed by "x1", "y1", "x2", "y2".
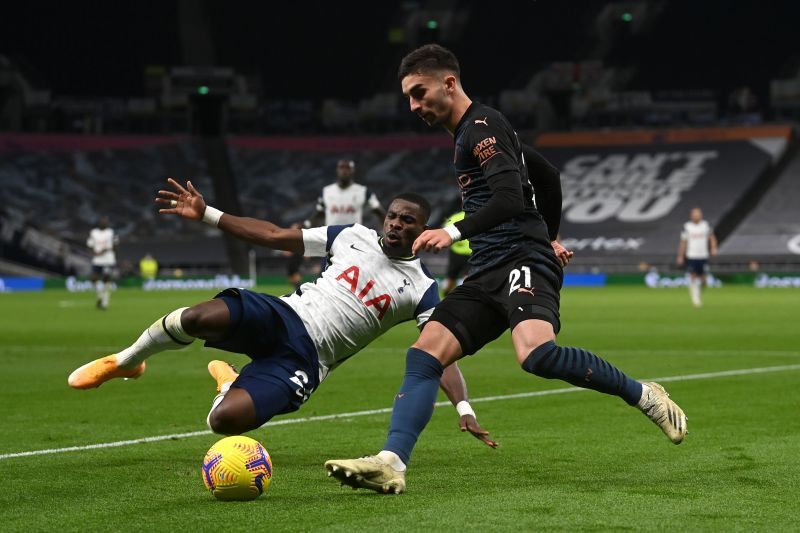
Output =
[
  {"x1": 535, "y1": 126, "x2": 794, "y2": 272},
  {"x1": 2, "y1": 127, "x2": 798, "y2": 275},
  {"x1": 720, "y1": 147, "x2": 800, "y2": 262}
]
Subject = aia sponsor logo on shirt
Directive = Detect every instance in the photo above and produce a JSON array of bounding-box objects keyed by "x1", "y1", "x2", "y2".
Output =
[
  {"x1": 336, "y1": 265, "x2": 391, "y2": 319},
  {"x1": 331, "y1": 205, "x2": 357, "y2": 214}
]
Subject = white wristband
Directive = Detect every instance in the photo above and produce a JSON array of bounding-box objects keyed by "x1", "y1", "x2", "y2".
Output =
[
  {"x1": 456, "y1": 400, "x2": 476, "y2": 419},
  {"x1": 202, "y1": 206, "x2": 224, "y2": 227},
  {"x1": 443, "y1": 224, "x2": 462, "y2": 242}
]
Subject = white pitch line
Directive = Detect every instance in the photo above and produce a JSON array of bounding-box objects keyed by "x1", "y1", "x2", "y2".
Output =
[
  {"x1": 1, "y1": 363, "x2": 799, "y2": 461},
  {"x1": 0, "y1": 431, "x2": 213, "y2": 459}
]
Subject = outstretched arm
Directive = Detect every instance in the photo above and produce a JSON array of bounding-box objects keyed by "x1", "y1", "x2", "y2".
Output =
[
  {"x1": 156, "y1": 178, "x2": 304, "y2": 254},
  {"x1": 439, "y1": 362, "x2": 498, "y2": 448}
]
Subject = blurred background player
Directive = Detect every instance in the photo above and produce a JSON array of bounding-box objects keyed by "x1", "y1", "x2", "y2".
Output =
[
  {"x1": 306, "y1": 159, "x2": 386, "y2": 228},
  {"x1": 677, "y1": 207, "x2": 718, "y2": 307},
  {"x1": 441, "y1": 210, "x2": 471, "y2": 294},
  {"x1": 139, "y1": 253, "x2": 158, "y2": 281},
  {"x1": 87, "y1": 216, "x2": 118, "y2": 310}
]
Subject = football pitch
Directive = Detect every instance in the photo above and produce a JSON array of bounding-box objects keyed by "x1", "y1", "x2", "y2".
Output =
[{"x1": 1, "y1": 285, "x2": 798, "y2": 531}]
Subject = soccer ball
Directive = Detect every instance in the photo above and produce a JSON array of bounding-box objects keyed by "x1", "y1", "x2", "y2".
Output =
[{"x1": 201, "y1": 436, "x2": 273, "y2": 501}]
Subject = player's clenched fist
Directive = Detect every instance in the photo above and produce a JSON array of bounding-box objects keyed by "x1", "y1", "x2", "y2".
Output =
[{"x1": 412, "y1": 228, "x2": 453, "y2": 255}]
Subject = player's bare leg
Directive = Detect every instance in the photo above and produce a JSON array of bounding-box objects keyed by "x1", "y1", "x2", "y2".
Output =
[
  {"x1": 89, "y1": 272, "x2": 104, "y2": 310},
  {"x1": 100, "y1": 273, "x2": 112, "y2": 309},
  {"x1": 68, "y1": 300, "x2": 230, "y2": 389},
  {"x1": 689, "y1": 273, "x2": 702, "y2": 307},
  {"x1": 513, "y1": 319, "x2": 687, "y2": 444},
  {"x1": 206, "y1": 378, "x2": 260, "y2": 435}
]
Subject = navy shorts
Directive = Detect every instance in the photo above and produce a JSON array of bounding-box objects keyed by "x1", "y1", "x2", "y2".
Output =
[
  {"x1": 206, "y1": 288, "x2": 320, "y2": 425},
  {"x1": 686, "y1": 259, "x2": 708, "y2": 276},
  {"x1": 91, "y1": 265, "x2": 115, "y2": 278}
]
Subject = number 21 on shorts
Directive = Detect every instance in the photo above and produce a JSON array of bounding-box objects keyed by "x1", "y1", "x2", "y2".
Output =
[{"x1": 508, "y1": 266, "x2": 532, "y2": 295}]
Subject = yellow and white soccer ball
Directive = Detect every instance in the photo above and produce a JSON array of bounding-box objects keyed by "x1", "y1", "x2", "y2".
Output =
[{"x1": 201, "y1": 436, "x2": 273, "y2": 501}]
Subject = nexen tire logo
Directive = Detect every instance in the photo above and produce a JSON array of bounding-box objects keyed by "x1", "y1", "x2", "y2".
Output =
[{"x1": 562, "y1": 236, "x2": 644, "y2": 251}]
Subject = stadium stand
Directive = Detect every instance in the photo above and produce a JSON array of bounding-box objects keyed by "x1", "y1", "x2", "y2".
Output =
[
  {"x1": 2, "y1": 126, "x2": 798, "y2": 276},
  {"x1": 227, "y1": 135, "x2": 454, "y2": 227},
  {"x1": 720, "y1": 145, "x2": 800, "y2": 262},
  {"x1": 0, "y1": 133, "x2": 456, "y2": 275},
  {"x1": 0, "y1": 135, "x2": 216, "y2": 275},
  {"x1": 535, "y1": 126, "x2": 794, "y2": 272}
]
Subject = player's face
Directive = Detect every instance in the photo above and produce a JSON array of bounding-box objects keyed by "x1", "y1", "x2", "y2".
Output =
[
  {"x1": 382, "y1": 199, "x2": 427, "y2": 255},
  {"x1": 401, "y1": 72, "x2": 455, "y2": 127},
  {"x1": 336, "y1": 160, "x2": 354, "y2": 183},
  {"x1": 690, "y1": 208, "x2": 702, "y2": 223}
]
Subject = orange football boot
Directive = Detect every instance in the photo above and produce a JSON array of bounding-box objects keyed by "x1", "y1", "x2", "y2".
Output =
[
  {"x1": 68, "y1": 355, "x2": 146, "y2": 389},
  {"x1": 207, "y1": 360, "x2": 239, "y2": 392}
]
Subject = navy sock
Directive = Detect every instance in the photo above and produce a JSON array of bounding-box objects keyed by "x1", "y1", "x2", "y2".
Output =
[
  {"x1": 383, "y1": 348, "x2": 444, "y2": 465},
  {"x1": 522, "y1": 341, "x2": 642, "y2": 405}
]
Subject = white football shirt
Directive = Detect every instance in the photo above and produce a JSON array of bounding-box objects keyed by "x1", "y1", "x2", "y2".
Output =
[
  {"x1": 681, "y1": 220, "x2": 713, "y2": 259},
  {"x1": 281, "y1": 224, "x2": 439, "y2": 381},
  {"x1": 87, "y1": 228, "x2": 118, "y2": 266},
  {"x1": 316, "y1": 183, "x2": 382, "y2": 225}
]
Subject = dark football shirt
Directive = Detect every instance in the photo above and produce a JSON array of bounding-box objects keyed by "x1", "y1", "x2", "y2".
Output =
[{"x1": 453, "y1": 102, "x2": 560, "y2": 279}]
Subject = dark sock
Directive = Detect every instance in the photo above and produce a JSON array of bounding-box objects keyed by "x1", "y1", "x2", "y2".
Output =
[
  {"x1": 522, "y1": 341, "x2": 642, "y2": 405},
  {"x1": 383, "y1": 348, "x2": 444, "y2": 465}
]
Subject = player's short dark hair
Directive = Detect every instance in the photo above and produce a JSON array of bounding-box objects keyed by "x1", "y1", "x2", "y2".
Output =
[
  {"x1": 391, "y1": 192, "x2": 431, "y2": 223},
  {"x1": 397, "y1": 44, "x2": 460, "y2": 81}
]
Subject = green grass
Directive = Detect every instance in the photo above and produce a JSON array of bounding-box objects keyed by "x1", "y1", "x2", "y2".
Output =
[{"x1": 1, "y1": 286, "x2": 799, "y2": 531}]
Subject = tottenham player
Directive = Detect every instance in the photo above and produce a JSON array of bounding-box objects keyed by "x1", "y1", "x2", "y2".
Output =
[
  {"x1": 68, "y1": 178, "x2": 496, "y2": 447},
  {"x1": 307, "y1": 159, "x2": 386, "y2": 227},
  {"x1": 677, "y1": 207, "x2": 717, "y2": 307},
  {"x1": 86, "y1": 216, "x2": 118, "y2": 310},
  {"x1": 326, "y1": 44, "x2": 687, "y2": 494}
]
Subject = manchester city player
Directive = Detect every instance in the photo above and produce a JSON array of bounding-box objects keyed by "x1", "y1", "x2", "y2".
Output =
[
  {"x1": 326, "y1": 44, "x2": 687, "y2": 494},
  {"x1": 68, "y1": 178, "x2": 495, "y2": 447}
]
